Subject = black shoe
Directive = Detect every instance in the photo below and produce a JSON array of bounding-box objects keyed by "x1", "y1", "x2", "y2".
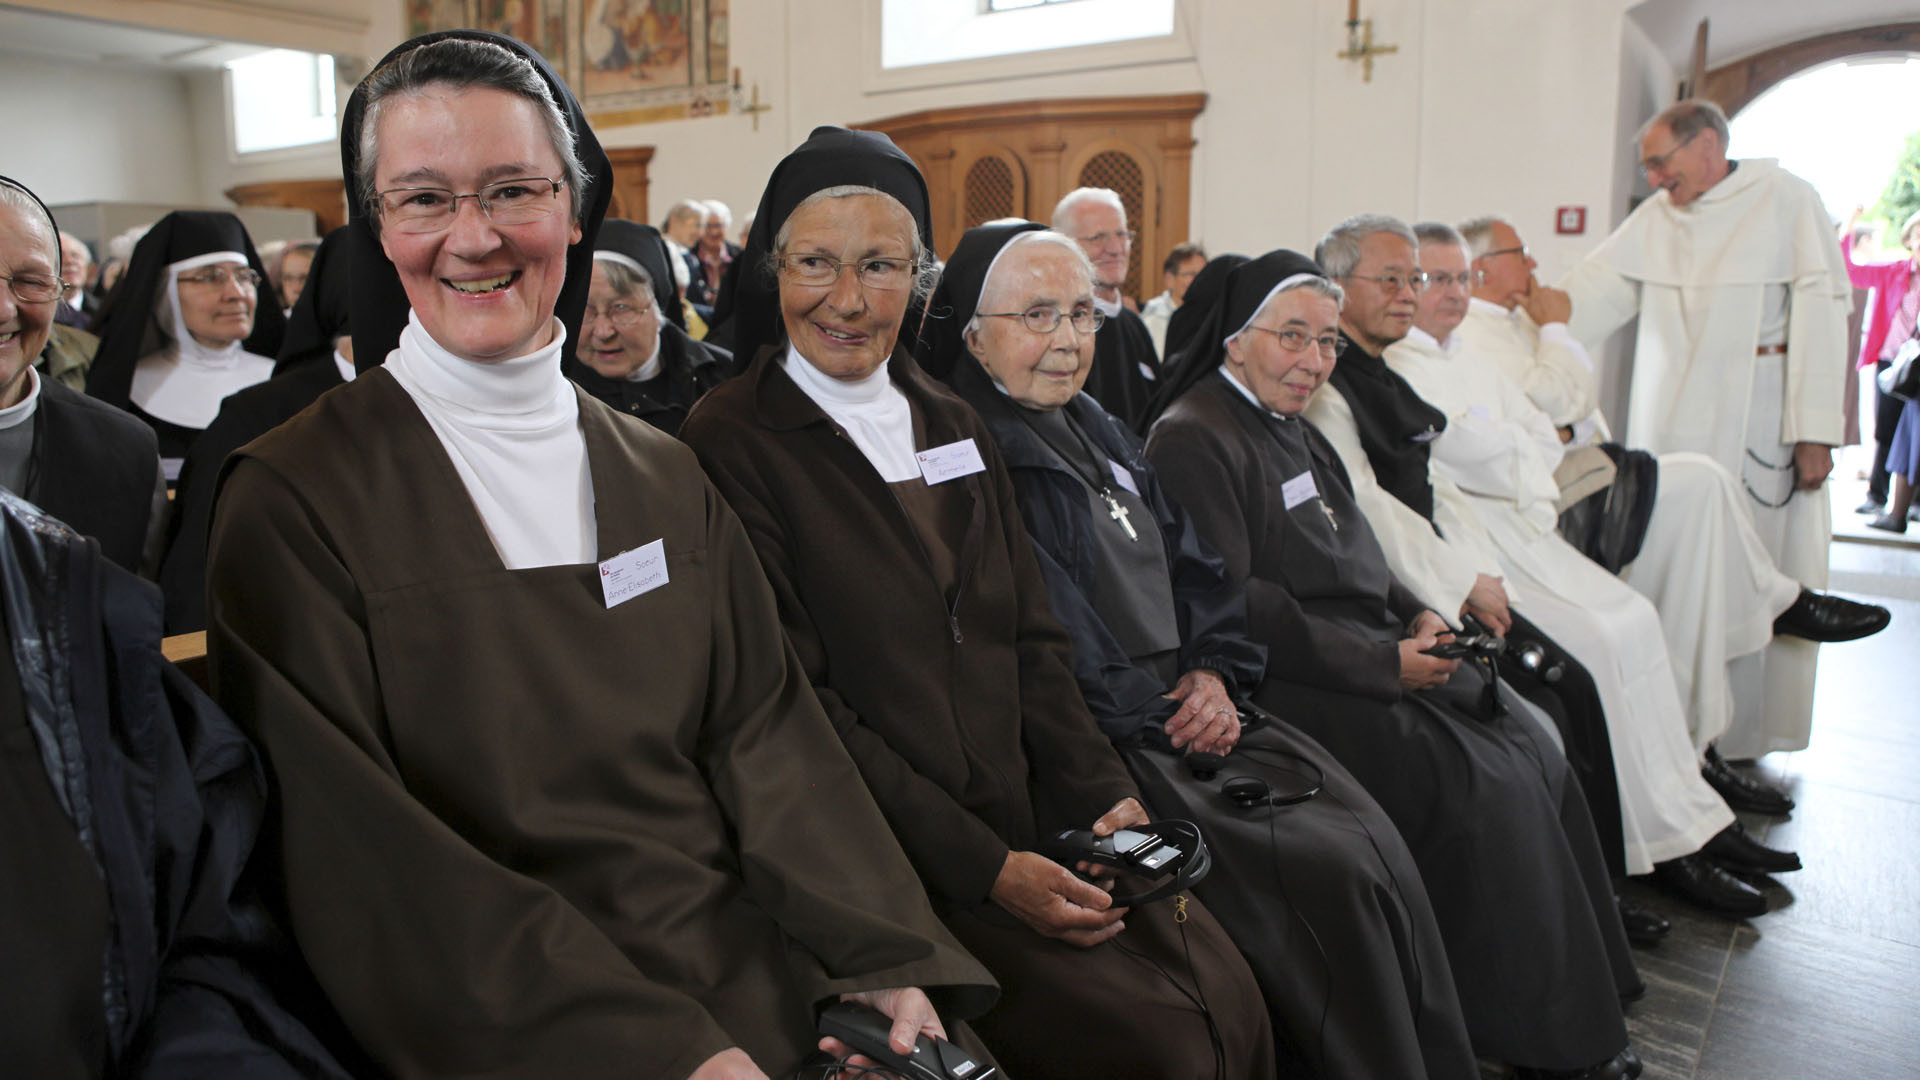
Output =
[
  {"x1": 1772, "y1": 588, "x2": 1892, "y2": 642},
  {"x1": 1702, "y1": 746, "x2": 1795, "y2": 815},
  {"x1": 1515, "y1": 1048, "x2": 1643, "y2": 1079},
  {"x1": 1702, "y1": 821, "x2": 1802, "y2": 875},
  {"x1": 1867, "y1": 513, "x2": 1909, "y2": 534},
  {"x1": 1617, "y1": 894, "x2": 1670, "y2": 947},
  {"x1": 1856, "y1": 497, "x2": 1887, "y2": 515},
  {"x1": 1651, "y1": 853, "x2": 1768, "y2": 918}
]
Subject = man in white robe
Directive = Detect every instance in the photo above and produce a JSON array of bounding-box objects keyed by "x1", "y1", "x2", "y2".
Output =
[
  {"x1": 1453, "y1": 215, "x2": 1885, "y2": 769},
  {"x1": 1308, "y1": 215, "x2": 1795, "y2": 918},
  {"x1": 1559, "y1": 99, "x2": 1854, "y2": 760}
]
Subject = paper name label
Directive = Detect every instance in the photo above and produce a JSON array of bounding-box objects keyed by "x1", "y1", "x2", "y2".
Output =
[
  {"x1": 1411, "y1": 428, "x2": 1441, "y2": 443},
  {"x1": 1108, "y1": 458, "x2": 1140, "y2": 496},
  {"x1": 599, "y1": 538, "x2": 668, "y2": 609},
  {"x1": 1281, "y1": 470, "x2": 1319, "y2": 510},
  {"x1": 917, "y1": 438, "x2": 987, "y2": 485},
  {"x1": 1467, "y1": 405, "x2": 1492, "y2": 421}
]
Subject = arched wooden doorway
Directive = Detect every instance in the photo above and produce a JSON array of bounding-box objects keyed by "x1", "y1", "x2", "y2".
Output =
[{"x1": 1701, "y1": 21, "x2": 1920, "y2": 116}]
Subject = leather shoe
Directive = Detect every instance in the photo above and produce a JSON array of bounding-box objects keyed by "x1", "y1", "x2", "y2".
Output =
[
  {"x1": 1866, "y1": 513, "x2": 1908, "y2": 534},
  {"x1": 1773, "y1": 588, "x2": 1891, "y2": 642},
  {"x1": 1514, "y1": 1047, "x2": 1643, "y2": 1079},
  {"x1": 1651, "y1": 853, "x2": 1767, "y2": 918},
  {"x1": 1703, "y1": 821, "x2": 1801, "y2": 875},
  {"x1": 1617, "y1": 894, "x2": 1670, "y2": 947},
  {"x1": 1702, "y1": 746, "x2": 1794, "y2": 815}
]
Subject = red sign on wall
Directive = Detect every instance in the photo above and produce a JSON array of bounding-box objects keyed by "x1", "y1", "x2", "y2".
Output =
[{"x1": 1556, "y1": 206, "x2": 1587, "y2": 235}]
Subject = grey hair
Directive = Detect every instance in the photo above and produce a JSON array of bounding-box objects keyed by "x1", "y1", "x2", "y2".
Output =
[
  {"x1": 1637, "y1": 98, "x2": 1729, "y2": 152},
  {"x1": 704, "y1": 199, "x2": 733, "y2": 228},
  {"x1": 0, "y1": 183, "x2": 59, "y2": 268},
  {"x1": 1902, "y1": 210, "x2": 1920, "y2": 246},
  {"x1": 1051, "y1": 187, "x2": 1127, "y2": 231},
  {"x1": 1412, "y1": 221, "x2": 1467, "y2": 252},
  {"x1": 1455, "y1": 215, "x2": 1509, "y2": 258},
  {"x1": 1314, "y1": 214, "x2": 1417, "y2": 279},
  {"x1": 768, "y1": 185, "x2": 938, "y2": 302},
  {"x1": 596, "y1": 258, "x2": 658, "y2": 310},
  {"x1": 663, "y1": 198, "x2": 707, "y2": 230},
  {"x1": 354, "y1": 38, "x2": 587, "y2": 231},
  {"x1": 963, "y1": 230, "x2": 1098, "y2": 338},
  {"x1": 58, "y1": 230, "x2": 93, "y2": 269}
]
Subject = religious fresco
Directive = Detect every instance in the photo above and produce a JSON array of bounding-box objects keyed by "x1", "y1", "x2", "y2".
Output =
[{"x1": 395, "y1": 0, "x2": 737, "y2": 126}]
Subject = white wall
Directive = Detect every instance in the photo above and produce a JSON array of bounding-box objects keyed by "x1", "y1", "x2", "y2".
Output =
[{"x1": 0, "y1": 50, "x2": 200, "y2": 208}]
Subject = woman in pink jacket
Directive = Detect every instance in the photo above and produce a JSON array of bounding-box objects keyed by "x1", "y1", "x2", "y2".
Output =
[{"x1": 1842, "y1": 209, "x2": 1920, "y2": 524}]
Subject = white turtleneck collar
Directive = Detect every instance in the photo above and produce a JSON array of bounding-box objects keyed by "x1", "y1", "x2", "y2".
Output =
[
  {"x1": 0, "y1": 367, "x2": 42, "y2": 431},
  {"x1": 1218, "y1": 364, "x2": 1294, "y2": 421},
  {"x1": 625, "y1": 335, "x2": 664, "y2": 383},
  {"x1": 1402, "y1": 325, "x2": 1457, "y2": 355},
  {"x1": 1093, "y1": 294, "x2": 1123, "y2": 318},
  {"x1": 129, "y1": 253, "x2": 276, "y2": 428},
  {"x1": 333, "y1": 349, "x2": 358, "y2": 384},
  {"x1": 782, "y1": 343, "x2": 920, "y2": 482},
  {"x1": 385, "y1": 310, "x2": 594, "y2": 570}
]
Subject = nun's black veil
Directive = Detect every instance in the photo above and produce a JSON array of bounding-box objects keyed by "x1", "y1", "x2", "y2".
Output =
[
  {"x1": 594, "y1": 219, "x2": 683, "y2": 330},
  {"x1": 85, "y1": 210, "x2": 286, "y2": 410},
  {"x1": 913, "y1": 220, "x2": 1046, "y2": 383},
  {"x1": 337, "y1": 30, "x2": 612, "y2": 372},
  {"x1": 274, "y1": 224, "x2": 356, "y2": 375},
  {"x1": 712, "y1": 125, "x2": 933, "y2": 365},
  {"x1": 1140, "y1": 251, "x2": 1326, "y2": 428}
]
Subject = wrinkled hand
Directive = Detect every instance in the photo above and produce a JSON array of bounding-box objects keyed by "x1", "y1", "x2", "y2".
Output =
[
  {"x1": 1462, "y1": 574, "x2": 1513, "y2": 637},
  {"x1": 1793, "y1": 442, "x2": 1833, "y2": 491},
  {"x1": 688, "y1": 1048, "x2": 768, "y2": 1080},
  {"x1": 817, "y1": 987, "x2": 947, "y2": 1064},
  {"x1": 1399, "y1": 610, "x2": 1460, "y2": 692},
  {"x1": 990, "y1": 850, "x2": 1125, "y2": 947},
  {"x1": 1522, "y1": 278, "x2": 1572, "y2": 326},
  {"x1": 1163, "y1": 669, "x2": 1240, "y2": 754}
]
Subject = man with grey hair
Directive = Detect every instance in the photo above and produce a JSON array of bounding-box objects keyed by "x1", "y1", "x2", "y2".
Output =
[
  {"x1": 54, "y1": 230, "x2": 97, "y2": 330},
  {"x1": 1561, "y1": 97, "x2": 1854, "y2": 763},
  {"x1": 1054, "y1": 186, "x2": 1159, "y2": 428},
  {"x1": 690, "y1": 198, "x2": 739, "y2": 311},
  {"x1": 1455, "y1": 215, "x2": 1600, "y2": 442}
]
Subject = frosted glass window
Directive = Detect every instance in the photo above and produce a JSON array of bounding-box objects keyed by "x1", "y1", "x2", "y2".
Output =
[
  {"x1": 229, "y1": 50, "x2": 337, "y2": 155},
  {"x1": 884, "y1": 0, "x2": 1175, "y2": 69}
]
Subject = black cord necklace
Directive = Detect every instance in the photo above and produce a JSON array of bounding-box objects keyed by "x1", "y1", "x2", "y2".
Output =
[{"x1": 1016, "y1": 406, "x2": 1140, "y2": 541}]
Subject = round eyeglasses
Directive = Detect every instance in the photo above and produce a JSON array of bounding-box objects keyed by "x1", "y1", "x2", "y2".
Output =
[{"x1": 0, "y1": 272, "x2": 69, "y2": 304}]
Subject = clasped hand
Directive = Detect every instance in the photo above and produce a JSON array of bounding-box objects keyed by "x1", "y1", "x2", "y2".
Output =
[{"x1": 1398, "y1": 609, "x2": 1460, "y2": 692}]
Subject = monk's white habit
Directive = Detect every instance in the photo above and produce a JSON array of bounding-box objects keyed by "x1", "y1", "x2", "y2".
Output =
[
  {"x1": 1559, "y1": 159, "x2": 1850, "y2": 758},
  {"x1": 1452, "y1": 298, "x2": 1804, "y2": 751},
  {"x1": 1381, "y1": 328, "x2": 1731, "y2": 874}
]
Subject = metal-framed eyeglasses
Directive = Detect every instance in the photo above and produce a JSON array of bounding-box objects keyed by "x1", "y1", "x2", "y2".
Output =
[
  {"x1": 1075, "y1": 229, "x2": 1137, "y2": 251},
  {"x1": 976, "y1": 306, "x2": 1106, "y2": 335},
  {"x1": 777, "y1": 253, "x2": 916, "y2": 291},
  {"x1": 0, "y1": 271, "x2": 70, "y2": 305},
  {"x1": 1478, "y1": 245, "x2": 1529, "y2": 262},
  {"x1": 1640, "y1": 130, "x2": 1699, "y2": 175},
  {"x1": 376, "y1": 176, "x2": 567, "y2": 234},
  {"x1": 582, "y1": 298, "x2": 657, "y2": 329},
  {"x1": 1245, "y1": 325, "x2": 1340, "y2": 355},
  {"x1": 1346, "y1": 271, "x2": 1429, "y2": 294},
  {"x1": 176, "y1": 266, "x2": 262, "y2": 290},
  {"x1": 1423, "y1": 270, "x2": 1474, "y2": 289}
]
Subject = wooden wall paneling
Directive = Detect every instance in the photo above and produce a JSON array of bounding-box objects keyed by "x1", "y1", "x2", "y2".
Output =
[
  {"x1": 224, "y1": 178, "x2": 347, "y2": 234},
  {"x1": 1067, "y1": 138, "x2": 1156, "y2": 299},
  {"x1": 603, "y1": 145, "x2": 656, "y2": 225}
]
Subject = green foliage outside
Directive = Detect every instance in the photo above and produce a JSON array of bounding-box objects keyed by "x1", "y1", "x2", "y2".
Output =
[{"x1": 1869, "y1": 128, "x2": 1920, "y2": 249}]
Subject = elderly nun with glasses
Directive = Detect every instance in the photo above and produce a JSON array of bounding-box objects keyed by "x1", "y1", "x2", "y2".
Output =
[
  {"x1": 682, "y1": 128, "x2": 1274, "y2": 1080},
  {"x1": 204, "y1": 34, "x2": 993, "y2": 1080}
]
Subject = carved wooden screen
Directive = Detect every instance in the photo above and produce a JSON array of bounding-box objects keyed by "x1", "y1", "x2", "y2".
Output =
[{"x1": 858, "y1": 94, "x2": 1204, "y2": 303}]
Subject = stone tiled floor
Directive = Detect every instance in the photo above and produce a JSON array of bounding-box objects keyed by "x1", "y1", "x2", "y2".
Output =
[{"x1": 1472, "y1": 529, "x2": 1920, "y2": 1080}]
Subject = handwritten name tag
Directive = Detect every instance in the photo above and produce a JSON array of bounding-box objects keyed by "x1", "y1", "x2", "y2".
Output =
[
  {"x1": 599, "y1": 538, "x2": 668, "y2": 610},
  {"x1": 1108, "y1": 458, "x2": 1140, "y2": 496},
  {"x1": 1282, "y1": 470, "x2": 1319, "y2": 510},
  {"x1": 917, "y1": 438, "x2": 987, "y2": 485}
]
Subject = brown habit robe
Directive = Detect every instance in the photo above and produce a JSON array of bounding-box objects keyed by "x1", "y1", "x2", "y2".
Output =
[
  {"x1": 205, "y1": 369, "x2": 996, "y2": 1079},
  {"x1": 683, "y1": 348, "x2": 1275, "y2": 1080}
]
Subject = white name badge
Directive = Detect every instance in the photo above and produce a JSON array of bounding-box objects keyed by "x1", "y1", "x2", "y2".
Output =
[
  {"x1": 599, "y1": 538, "x2": 669, "y2": 610},
  {"x1": 917, "y1": 438, "x2": 987, "y2": 485},
  {"x1": 1467, "y1": 405, "x2": 1492, "y2": 421},
  {"x1": 1282, "y1": 470, "x2": 1319, "y2": 510},
  {"x1": 1411, "y1": 428, "x2": 1441, "y2": 443},
  {"x1": 1108, "y1": 458, "x2": 1141, "y2": 496}
]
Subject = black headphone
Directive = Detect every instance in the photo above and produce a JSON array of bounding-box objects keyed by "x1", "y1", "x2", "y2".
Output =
[{"x1": 1185, "y1": 722, "x2": 1326, "y2": 809}]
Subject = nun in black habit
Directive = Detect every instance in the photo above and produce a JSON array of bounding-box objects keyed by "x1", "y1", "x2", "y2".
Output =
[
  {"x1": 155, "y1": 224, "x2": 359, "y2": 633},
  {"x1": 923, "y1": 222, "x2": 1479, "y2": 1080},
  {"x1": 1144, "y1": 251, "x2": 1643, "y2": 1078},
  {"x1": 86, "y1": 211, "x2": 284, "y2": 468},
  {"x1": 566, "y1": 218, "x2": 729, "y2": 435}
]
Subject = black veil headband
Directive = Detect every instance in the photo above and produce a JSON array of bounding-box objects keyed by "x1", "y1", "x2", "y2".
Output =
[
  {"x1": 337, "y1": 29, "x2": 612, "y2": 371},
  {"x1": 1140, "y1": 251, "x2": 1325, "y2": 428}
]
